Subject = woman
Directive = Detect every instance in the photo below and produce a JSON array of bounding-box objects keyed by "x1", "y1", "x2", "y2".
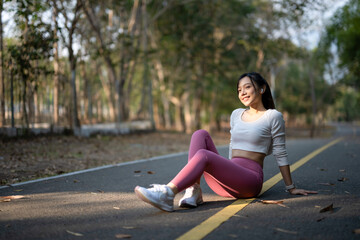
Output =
[{"x1": 134, "y1": 72, "x2": 317, "y2": 212}]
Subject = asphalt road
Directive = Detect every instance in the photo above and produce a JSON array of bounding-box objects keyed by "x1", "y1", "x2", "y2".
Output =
[{"x1": 1, "y1": 123, "x2": 359, "y2": 240}]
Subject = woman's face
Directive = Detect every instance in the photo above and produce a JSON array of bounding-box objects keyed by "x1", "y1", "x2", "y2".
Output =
[{"x1": 237, "y1": 77, "x2": 262, "y2": 107}]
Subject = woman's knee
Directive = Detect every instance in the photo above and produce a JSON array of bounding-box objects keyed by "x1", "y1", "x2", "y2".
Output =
[
  {"x1": 193, "y1": 149, "x2": 210, "y2": 161},
  {"x1": 192, "y1": 129, "x2": 210, "y2": 139}
]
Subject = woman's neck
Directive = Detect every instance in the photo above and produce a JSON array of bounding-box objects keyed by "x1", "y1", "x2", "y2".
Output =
[{"x1": 247, "y1": 104, "x2": 266, "y2": 115}]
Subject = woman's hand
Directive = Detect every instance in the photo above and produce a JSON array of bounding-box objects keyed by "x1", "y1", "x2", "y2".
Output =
[{"x1": 289, "y1": 188, "x2": 318, "y2": 195}]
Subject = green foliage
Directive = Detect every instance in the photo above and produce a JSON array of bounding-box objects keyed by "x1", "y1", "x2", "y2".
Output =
[
  {"x1": 318, "y1": 0, "x2": 360, "y2": 121},
  {"x1": 335, "y1": 86, "x2": 360, "y2": 121},
  {"x1": 326, "y1": 0, "x2": 360, "y2": 88},
  {"x1": 8, "y1": 0, "x2": 55, "y2": 81}
]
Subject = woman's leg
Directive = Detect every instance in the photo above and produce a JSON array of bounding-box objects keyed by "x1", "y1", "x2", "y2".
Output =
[
  {"x1": 170, "y1": 148, "x2": 263, "y2": 198},
  {"x1": 188, "y1": 129, "x2": 219, "y2": 185},
  {"x1": 188, "y1": 129, "x2": 219, "y2": 160}
]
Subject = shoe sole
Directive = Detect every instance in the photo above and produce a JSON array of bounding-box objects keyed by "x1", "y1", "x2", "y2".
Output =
[
  {"x1": 179, "y1": 199, "x2": 204, "y2": 208},
  {"x1": 134, "y1": 186, "x2": 174, "y2": 212}
]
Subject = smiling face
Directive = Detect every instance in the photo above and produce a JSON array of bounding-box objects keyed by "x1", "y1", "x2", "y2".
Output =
[{"x1": 237, "y1": 76, "x2": 263, "y2": 108}]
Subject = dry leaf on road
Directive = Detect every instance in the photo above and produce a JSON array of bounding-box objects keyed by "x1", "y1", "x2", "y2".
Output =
[
  {"x1": 259, "y1": 200, "x2": 288, "y2": 208},
  {"x1": 320, "y1": 204, "x2": 334, "y2": 213},
  {"x1": 337, "y1": 177, "x2": 348, "y2": 182},
  {"x1": 1, "y1": 195, "x2": 25, "y2": 200},
  {"x1": 260, "y1": 200, "x2": 284, "y2": 204},
  {"x1": 115, "y1": 233, "x2": 132, "y2": 239},
  {"x1": 122, "y1": 226, "x2": 137, "y2": 229},
  {"x1": 274, "y1": 228, "x2": 297, "y2": 235},
  {"x1": 318, "y1": 182, "x2": 335, "y2": 186},
  {"x1": 66, "y1": 230, "x2": 83, "y2": 237}
]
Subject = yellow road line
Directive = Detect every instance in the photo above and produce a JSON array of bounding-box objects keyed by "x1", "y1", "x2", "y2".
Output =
[{"x1": 176, "y1": 137, "x2": 343, "y2": 240}]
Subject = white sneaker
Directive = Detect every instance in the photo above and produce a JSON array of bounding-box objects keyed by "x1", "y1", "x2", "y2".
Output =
[
  {"x1": 179, "y1": 183, "x2": 203, "y2": 208},
  {"x1": 134, "y1": 184, "x2": 174, "y2": 212}
]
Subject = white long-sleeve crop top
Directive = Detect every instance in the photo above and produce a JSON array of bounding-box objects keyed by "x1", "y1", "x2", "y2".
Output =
[{"x1": 229, "y1": 108, "x2": 289, "y2": 166}]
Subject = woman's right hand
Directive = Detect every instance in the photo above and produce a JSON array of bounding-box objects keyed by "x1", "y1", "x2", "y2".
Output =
[{"x1": 289, "y1": 188, "x2": 318, "y2": 196}]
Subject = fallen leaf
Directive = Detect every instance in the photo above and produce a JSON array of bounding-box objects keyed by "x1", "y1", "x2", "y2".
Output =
[
  {"x1": 66, "y1": 230, "x2": 83, "y2": 237},
  {"x1": 14, "y1": 189, "x2": 23, "y2": 192},
  {"x1": 123, "y1": 226, "x2": 136, "y2": 229},
  {"x1": 260, "y1": 200, "x2": 284, "y2": 204},
  {"x1": 73, "y1": 179, "x2": 79, "y2": 183},
  {"x1": 259, "y1": 200, "x2": 288, "y2": 208},
  {"x1": 134, "y1": 170, "x2": 141, "y2": 173},
  {"x1": 115, "y1": 234, "x2": 132, "y2": 239},
  {"x1": 1, "y1": 195, "x2": 25, "y2": 200},
  {"x1": 147, "y1": 171, "x2": 155, "y2": 174},
  {"x1": 353, "y1": 229, "x2": 360, "y2": 234},
  {"x1": 274, "y1": 228, "x2": 297, "y2": 235},
  {"x1": 337, "y1": 177, "x2": 348, "y2": 182},
  {"x1": 318, "y1": 182, "x2": 335, "y2": 186},
  {"x1": 320, "y1": 204, "x2": 334, "y2": 213},
  {"x1": 276, "y1": 203, "x2": 289, "y2": 208}
]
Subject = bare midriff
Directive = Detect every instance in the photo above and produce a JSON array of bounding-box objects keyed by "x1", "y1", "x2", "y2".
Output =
[{"x1": 232, "y1": 149, "x2": 265, "y2": 168}]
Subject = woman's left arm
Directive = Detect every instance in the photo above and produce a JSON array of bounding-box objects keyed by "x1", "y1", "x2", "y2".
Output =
[{"x1": 279, "y1": 165, "x2": 318, "y2": 195}]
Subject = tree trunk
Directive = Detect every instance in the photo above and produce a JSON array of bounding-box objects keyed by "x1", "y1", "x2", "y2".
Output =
[
  {"x1": 142, "y1": 0, "x2": 155, "y2": 130},
  {"x1": 149, "y1": 29, "x2": 171, "y2": 129},
  {"x1": 183, "y1": 90, "x2": 192, "y2": 134},
  {"x1": 21, "y1": 77, "x2": 29, "y2": 128},
  {"x1": 52, "y1": 5, "x2": 59, "y2": 126},
  {"x1": 10, "y1": 61, "x2": 14, "y2": 127},
  {"x1": 97, "y1": 64, "x2": 116, "y2": 121},
  {"x1": 209, "y1": 48, "x2": 220, "y2": 133},
  {"x1": 124, "y1": 59, "x2": 137, "y2": 120},
  {"x1": 97, "y1": 95, "x2": 102, "y2": 122},
  {"x1": 70, "y1": 65, "x2": 80, "y2": 129},
  {"x1": 0, "y1": 2, "x2": 5, "y2": 126},
  {"x1": 309, "y1": 64, "x2": 317, "y2": 138}
]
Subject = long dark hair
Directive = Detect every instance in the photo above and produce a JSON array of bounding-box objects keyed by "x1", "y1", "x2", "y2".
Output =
[{"x1": 237, "y1": 72, "x2": 275, "y2": 109}]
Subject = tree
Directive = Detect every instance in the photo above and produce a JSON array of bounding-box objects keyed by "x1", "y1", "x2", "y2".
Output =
[
  {"x1": 325, "y1": 0, "x2": 360, "y2": 89},
  {"x1": 81, "y1": 0, "x2": 141, "y2": 124},
  {"x1": 319, "y1": 0, "x2": 360, "y2": 121},
  {"x1": 8, "y1": 0, "x2": 55, "y2": 128},
  {"x1": 53, "y1": 0, "x2": 82, "y2": 129}
]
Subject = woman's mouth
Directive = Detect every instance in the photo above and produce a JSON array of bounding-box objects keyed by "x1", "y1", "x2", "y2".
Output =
[{"x1": 242, "y1": 96, "x2": 250, "y2": 101}]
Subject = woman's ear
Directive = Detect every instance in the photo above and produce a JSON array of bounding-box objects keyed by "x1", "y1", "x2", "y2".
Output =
[{"x1": 260, "y1": 86, "x2": 266, "y2": 94}]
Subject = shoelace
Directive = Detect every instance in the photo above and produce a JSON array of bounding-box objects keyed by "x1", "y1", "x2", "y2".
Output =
[
  {"x1": 183, "y1": 186, "x2": 195, "y2": 198},
  {"x1": 149, "y1": 184, "x2": 167, "y2": 193}
]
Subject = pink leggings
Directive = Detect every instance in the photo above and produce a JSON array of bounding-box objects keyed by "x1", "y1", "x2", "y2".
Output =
[{"x1": 170, "y1": 129, "x2": 263, "y2": 198}]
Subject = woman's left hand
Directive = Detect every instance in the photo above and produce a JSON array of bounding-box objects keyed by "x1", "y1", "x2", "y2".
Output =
[{"x1": 289, "y1": 188, "x2": 318, "y2": 195}]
